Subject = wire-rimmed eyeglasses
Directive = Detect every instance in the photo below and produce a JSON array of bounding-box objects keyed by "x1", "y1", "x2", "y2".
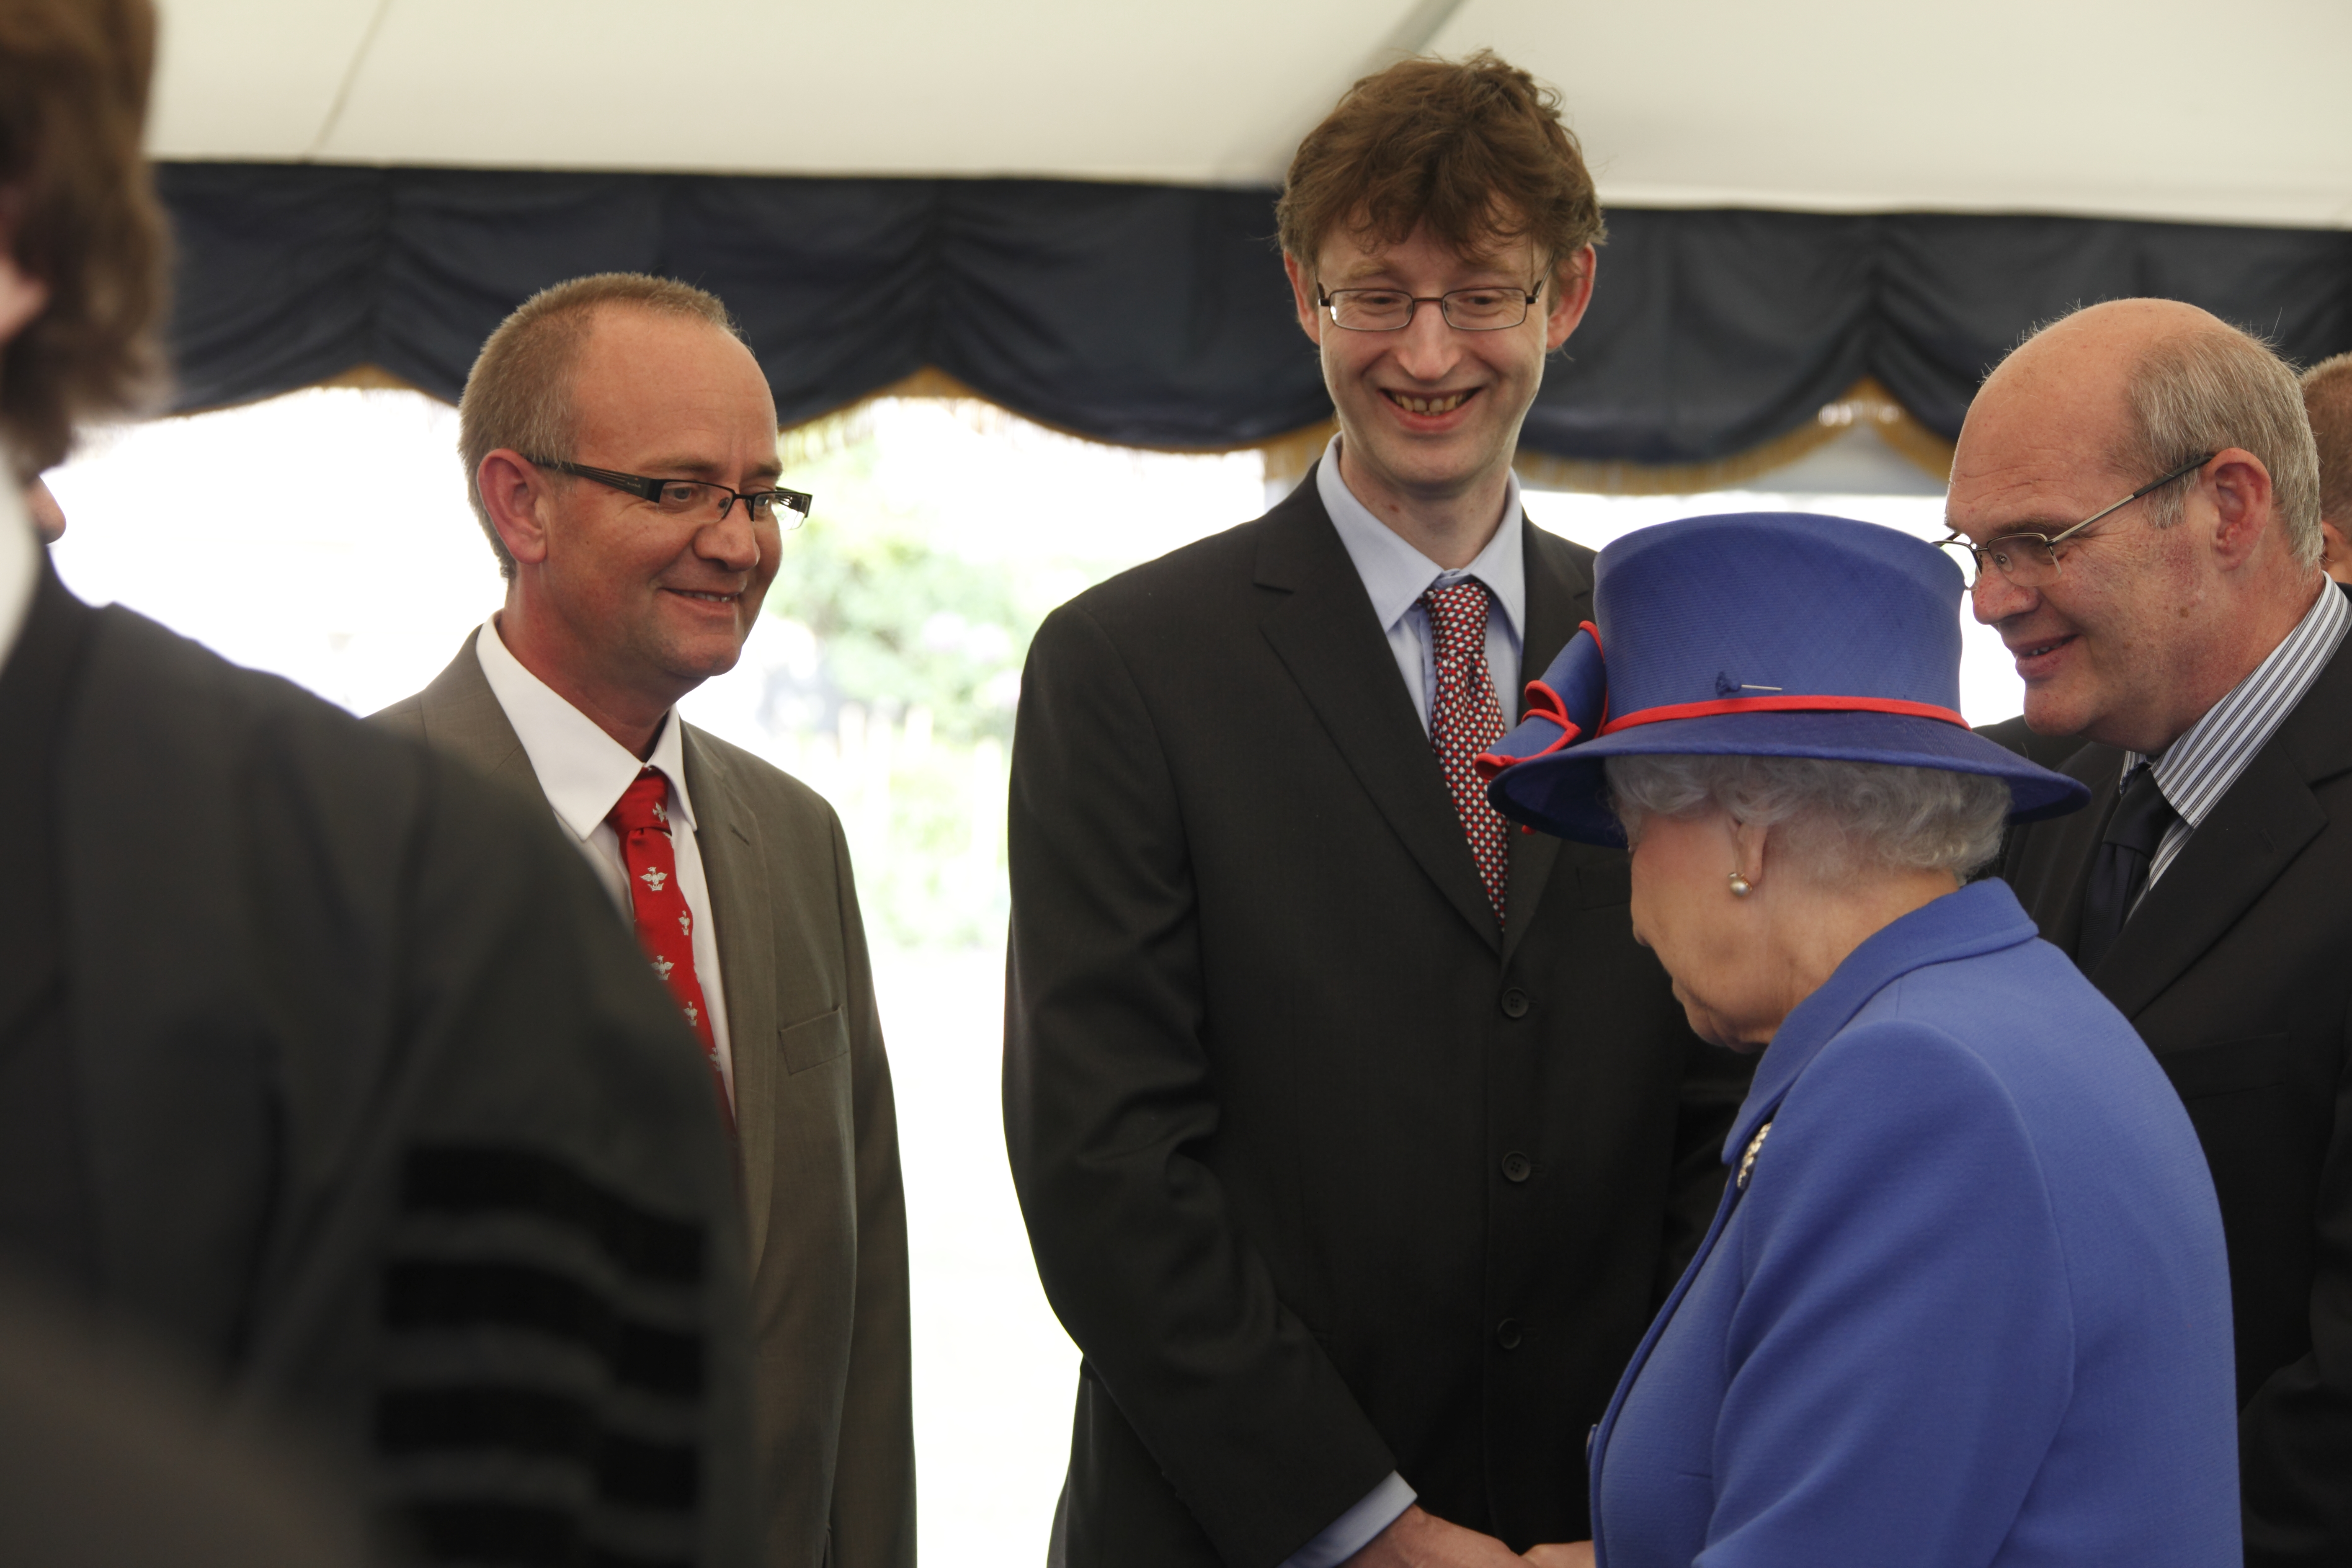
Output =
[
  {"x1": 531, "y1": 457, "x2": 813, "y2": 530},
  {"x1": 1936, "y1": 451, "x2": 2215, "y2": 589},
  {"x1": 1317, "y1": 281, "x2": 1544, "y2": 333}
]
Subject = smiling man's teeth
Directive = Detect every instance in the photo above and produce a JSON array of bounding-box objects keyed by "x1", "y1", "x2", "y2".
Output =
[{"x1": 1391, "y1": 390, "x2": 1469, "y2": 415}]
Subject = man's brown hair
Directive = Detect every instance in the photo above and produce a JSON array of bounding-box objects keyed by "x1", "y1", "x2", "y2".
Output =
[
  {"x1": 2302, "y1": 351, "x2": 2352, "y2": 528},
  {"x1": 1277, "y1": 49, "x2": 1603, "y2": 284},
  {"x1": 0, "y1": 0, "x2": 168, "y2": 476},
  {"x1": 459, "y1": 272, "x2": 740, "y2": 579}
]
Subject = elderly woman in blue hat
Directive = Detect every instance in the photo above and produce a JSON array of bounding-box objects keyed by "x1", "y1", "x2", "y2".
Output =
[{"x1": 1483, "y1": 515, "x2": 2240, "y2": 1568}]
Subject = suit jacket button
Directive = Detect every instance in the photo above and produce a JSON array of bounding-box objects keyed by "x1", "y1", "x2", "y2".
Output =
[
  {"x1": 1502, "y1": 1151, "x2": 1532, "y2": 1183},
  {"x1": 1496, "y1": 1318, "x2": 1524, "y2": 1350},
  {"x1": 1499, "y1": 988, "x2": 1530, "y2": 1019}
]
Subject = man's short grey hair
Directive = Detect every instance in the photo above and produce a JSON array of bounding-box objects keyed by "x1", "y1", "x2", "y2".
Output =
[
  {"x1": 2108, "y1": 318, "x2": 2323, "y2": 569},
  {"x1": 1604, "y1": 753, "x2": 2012, "y2": 883}
]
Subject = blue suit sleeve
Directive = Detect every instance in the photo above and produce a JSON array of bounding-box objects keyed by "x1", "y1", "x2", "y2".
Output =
[{"x1": 1703, "y1": 1024, "x2": 2074, "y2": 1567}]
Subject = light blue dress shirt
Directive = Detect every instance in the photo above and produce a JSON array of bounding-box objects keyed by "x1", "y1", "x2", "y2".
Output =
[
  {"x1": 1280, "y1": 437, "x2": 1529, "y2": 1568},
  {"x1": 1315, "y1": 434, "x2": 1527, "y2": 735}
]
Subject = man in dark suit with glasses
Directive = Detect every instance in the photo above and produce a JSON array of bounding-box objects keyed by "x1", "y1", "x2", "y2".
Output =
[
  {"x1": 1959, "y1": 298, "x2": 2352, "y2": 1566},
  {"x1": 1005, "y1": 52, "x2": 1751, "y2": 1568}
]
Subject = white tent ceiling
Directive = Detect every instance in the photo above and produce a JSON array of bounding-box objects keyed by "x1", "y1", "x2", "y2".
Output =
[{"x1": 150, "y1": 0, "x2": 2352, "y2": 228}]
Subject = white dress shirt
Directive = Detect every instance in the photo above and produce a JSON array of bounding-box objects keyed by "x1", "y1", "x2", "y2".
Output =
[
  {"x1": 0, "y1": 483, "x2": 35, "y2": 670},
  {"x1": 1316, "y1": 433, "x2": 1528, "y2": 733},
  {"x1": 472, "y1": 617, "x2": 735, "y2": 1099},
  {"x1": 1283, "y1": 439, "x2": 1531, "y2": 1568}
]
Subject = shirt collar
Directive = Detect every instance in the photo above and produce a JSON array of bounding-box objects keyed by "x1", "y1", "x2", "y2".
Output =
[
  {"x1": 1315, "y1": 433, "x2": 1526, "y2": 640},
  {"x1": 2123, "y1": 576, "x2": 2350, "y2": 824},
  {"x1": 472, "y1": 616, "x2": 699, "y2": 842},
  {"x1": 0, "y1": 482, "x2": 37, "y2": 671}
]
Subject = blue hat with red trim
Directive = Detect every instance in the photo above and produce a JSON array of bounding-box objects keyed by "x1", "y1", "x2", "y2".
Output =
[{"x1": 1477, "y1": 512, "x2": 2089, "y2": 846}]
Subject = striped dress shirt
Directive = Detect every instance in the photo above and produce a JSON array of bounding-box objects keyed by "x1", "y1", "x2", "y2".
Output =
[{"x1": 2127, "y1": 578, "x2": 2350, "y2": 895}]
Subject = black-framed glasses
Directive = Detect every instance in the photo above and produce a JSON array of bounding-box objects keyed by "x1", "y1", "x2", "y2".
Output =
[
  {"x1": 1317, "y1": 281, "x2": 1544, "y2": 333},
  {"x1": 530, "y1": 457, "x2": 813, "y2": 530},
  {"x1": 1937, "y1": 451, "x2": 2215, "y2": 589}
]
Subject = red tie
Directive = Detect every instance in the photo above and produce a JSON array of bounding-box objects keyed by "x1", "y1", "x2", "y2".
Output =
[
  {"x1": 1422, "y1": 580, "x2": 1510, "y2": 927},
  {"x1": 609, "y1": 768, "x2": 734, "y2": 1135}
]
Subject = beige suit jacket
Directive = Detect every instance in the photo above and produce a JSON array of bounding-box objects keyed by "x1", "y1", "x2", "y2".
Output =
[{"x1": 376, "y1": 640, "x2": 916, "y2": 1568}]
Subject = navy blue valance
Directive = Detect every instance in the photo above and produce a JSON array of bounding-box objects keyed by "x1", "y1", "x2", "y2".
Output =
[{"x1": 155, "y1": 163, "x2": 2352, "y2": 466}]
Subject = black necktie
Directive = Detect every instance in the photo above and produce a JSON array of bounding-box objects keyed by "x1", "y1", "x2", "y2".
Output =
[{"x1": 2077, "y1": 762, "x2": 2177, "y2": 972}]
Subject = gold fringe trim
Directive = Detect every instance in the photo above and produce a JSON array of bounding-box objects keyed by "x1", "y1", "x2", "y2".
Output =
[
  {"x1": 314, "y1": 363, "x2": 436, "y2": 397},
  {"x1": 155, "y1": 361, "x2": 443, "y2": 420},
  {"x1": 1510, "y1": 377, "x2": 1954, "y2": 494},
  {"x1": 777, "y1": 365, "x2": 1338, "y2": 468},
  {"x1": 190, "y1": 364, "x2": 1958, "y2": 493},
  {"x1": 1257, "y1": 419, "x2": 1339, "y2": 490}
]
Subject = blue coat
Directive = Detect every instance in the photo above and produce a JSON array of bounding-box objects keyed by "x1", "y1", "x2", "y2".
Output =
[{"x1": 1589, "y1": 879, "x2": 2239, "y2": 1567}]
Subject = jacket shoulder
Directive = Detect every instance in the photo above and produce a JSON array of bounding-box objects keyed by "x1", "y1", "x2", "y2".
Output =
[
  {"x1": 90, "y1": 604, "x2": 434, "y2": 788},
  {"x1": 372, "y1": 690, "x2": 427, "y2": 740},
  {"x1": 683, "y1": 724, "x2": 842, "y2": 836},
  {"x1": 1058, "y1": 512, "x2": 1271, "y2": 626},
  {"x1": 79, "y1": 604, "x2": 578, "y2": 877}
]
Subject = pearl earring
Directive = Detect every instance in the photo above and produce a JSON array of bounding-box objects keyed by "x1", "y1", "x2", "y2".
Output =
[{"x1": 1728, "y1": 872, "x2": 1753, "y2": 897}]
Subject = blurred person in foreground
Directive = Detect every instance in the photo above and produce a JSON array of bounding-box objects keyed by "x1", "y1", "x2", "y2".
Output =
[
  {"x1": 1005, "y1": 52, "x2": 1751, "y2": 1568},
  {"x1": 373, "y1": 272, "x2": 914, "y2": 1568},
  {"x1": 1480, "y1": 512, "x2": 2237, "y2": 1567},
  {"x1": 0, "y1": 2, "x2": 754, "y2": 1561},
  {"x1": 1960, "y1": 299, "x2": 2352, "y2": 1565},
  {"x1": 2301, "y1": 351, "x2": 2352, "y2": 584},
  {"x1": 0, "y1": 1272, "x2": 372, "y2": 1567}
]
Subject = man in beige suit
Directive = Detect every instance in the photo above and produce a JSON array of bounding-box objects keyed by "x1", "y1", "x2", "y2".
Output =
[{"x1": 374, "y1": 273, "x2": 915, "y2": 1568}]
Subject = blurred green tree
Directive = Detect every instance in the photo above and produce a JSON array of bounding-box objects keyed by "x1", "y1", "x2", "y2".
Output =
[{"x1": 763, "y1": 432, "x2": 1034, "y2": 746}]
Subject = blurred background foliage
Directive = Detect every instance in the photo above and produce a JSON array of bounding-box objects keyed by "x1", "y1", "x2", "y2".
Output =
[
  {"x1": 755, "y1": 424, "x2": 1035, "y2": 948},
  {"x1": 766, "y1": 432, "x2": 1037, "y2": 747}
]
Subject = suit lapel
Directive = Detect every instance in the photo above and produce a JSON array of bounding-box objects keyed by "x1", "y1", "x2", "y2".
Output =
[
  {"x1": 2089, "y1": 638, "x2": 2352, "y2": 1019},
  {"x1": 1501, "y1": 526, "x2": 1594, "y2": 964},
  {"x1": 681, "y1": 727, "x2": 777, "y2": 1273},
  {"x1": 1254, "y1": 480, "x2": 1501, "y2": 951},
  {"x1": 2094, "y1": 739, "x2": 2324, "y2": 1017}
]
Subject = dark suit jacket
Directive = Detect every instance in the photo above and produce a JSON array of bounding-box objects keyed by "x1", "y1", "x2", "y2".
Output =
[
  {"x1": 1997, "y1": 623, "x2": 2352, "y2": 1567},
  {"x1": 1003, "y1": 474, "x2": 1754, "y2": 1567},
  {"x1": 6, "y1": 567, "x2": 755, "y2": 1565},
  {"x1": 376, "y1": 639, "x2": 916, "y2": 1568}
]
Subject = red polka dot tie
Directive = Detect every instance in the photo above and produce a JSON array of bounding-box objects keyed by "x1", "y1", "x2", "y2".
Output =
[
  {"x1": 609, "y1": 768, "x2": 735, "y2": 1136},
  {"x1": 1422, "y1": 579, "x2": 1510, "y2": 928}
]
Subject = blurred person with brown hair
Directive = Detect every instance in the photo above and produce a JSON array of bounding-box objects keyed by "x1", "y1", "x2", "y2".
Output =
[
  {"x1": 1005, "y1": 51, "x2": 1751, "y2": 1568},
  {"x1": 0, "y1": 2, "x2": 756, "y2": 1562},
  {"x1": 2301, "y1": 351, "x2": 2352, "y2": 583}
]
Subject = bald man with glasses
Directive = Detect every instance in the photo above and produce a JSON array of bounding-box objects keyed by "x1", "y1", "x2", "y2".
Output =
[
  {"x1": 1957, "y1": 299, "x2": 2352, "y2": 1566},
  {"x1": 374, "y1": 272, "x2": 915, "y2": 1568}
]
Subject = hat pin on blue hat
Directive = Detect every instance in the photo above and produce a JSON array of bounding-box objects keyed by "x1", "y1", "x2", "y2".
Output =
[{"x1": 1473, "y1": 513, "x2": 2091, "y2": 847}]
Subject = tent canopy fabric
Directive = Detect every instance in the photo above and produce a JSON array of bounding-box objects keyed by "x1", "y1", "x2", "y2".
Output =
[
  {"x1": 144, "y1": 3, "x2": 2352, "y2": 480},
  {"x1": 150, "y1": 0, "x2": 2352, "y2": 230},
  {"x1": 156, "y1": 165, "x2": 2352, "y2": 472}
]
